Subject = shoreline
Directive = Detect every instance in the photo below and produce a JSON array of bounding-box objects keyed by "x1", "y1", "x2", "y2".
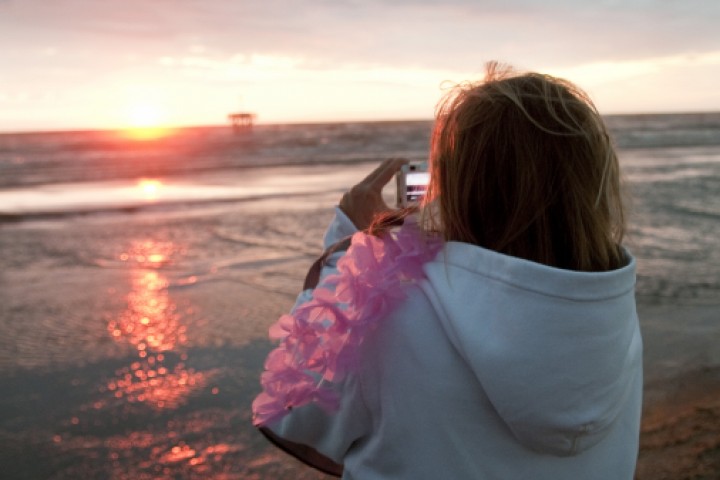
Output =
[{"x1": 0, "y1": 162, "x2": 367, "y2": 219}]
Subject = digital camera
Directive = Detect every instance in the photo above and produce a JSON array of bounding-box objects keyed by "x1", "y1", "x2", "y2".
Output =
[{"x1": 396, "y1": 162, "x2": 429, "y2": 207}]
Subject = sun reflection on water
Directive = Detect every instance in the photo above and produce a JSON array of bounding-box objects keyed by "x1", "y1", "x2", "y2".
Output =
[
  {"x1": 106, "y1": 239, "x2": 207, "y2": 410},
  {"x1": 108, "y1": 270, "x2": 185, "y2": 352},
  {"x1": 136, "y1": 178, "x2": 163, "y2": 201},
  {"x1": 119, "y1": 126, "x2": 175, "y2": 141}
]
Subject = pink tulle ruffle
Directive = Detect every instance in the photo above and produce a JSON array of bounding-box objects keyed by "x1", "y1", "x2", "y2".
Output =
[{"x1": 252, "y1": 219, "x2": 442, "y2": 426}]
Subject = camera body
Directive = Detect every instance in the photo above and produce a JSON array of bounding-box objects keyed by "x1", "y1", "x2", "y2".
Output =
[{"x1": 396, "y1": 162, "x2": 430, "y2": 207}]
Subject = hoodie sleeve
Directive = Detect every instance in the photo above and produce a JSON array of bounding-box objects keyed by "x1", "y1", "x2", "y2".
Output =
[
  {"x1": 258, "y1": 207, "x2": 368, "y2": 474},
  {"x1": 262, "y1": 372, "x2": 371, "y2": 474},
  {"x1": 323, "y1": 207, "x2": 358, "y2": 249},
  {"x1": 293, "y1": 207, "x2": 357, "y2": 308}
]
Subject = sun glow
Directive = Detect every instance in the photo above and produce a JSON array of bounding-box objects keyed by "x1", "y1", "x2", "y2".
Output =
[
  {"x1": 124, "y1": 126, "x2": 173, "y2": 140},
  {"x1": 137, "y1": 179, "x2": 163, "y2": 200},
  {"x1": 121, "y1": 104, "x2": 173, "y2": 140},
  {"x1": 128, "y1": 104, "x2": 164, "y2": 127}
]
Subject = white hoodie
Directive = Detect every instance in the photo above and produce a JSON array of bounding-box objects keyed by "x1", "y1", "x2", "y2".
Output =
[{"x1": 264, "y1": 208, "x2": 643, "y2": 480}]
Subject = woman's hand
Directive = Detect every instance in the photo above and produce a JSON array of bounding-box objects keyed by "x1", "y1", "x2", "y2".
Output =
[{"x1": 339, "y1": 158, "x2": 407, "y2": 231}]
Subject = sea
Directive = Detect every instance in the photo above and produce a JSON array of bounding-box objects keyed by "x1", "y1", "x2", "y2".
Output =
[{"x1": 1, "y1": 114, "x2": 719, "y2": 479}]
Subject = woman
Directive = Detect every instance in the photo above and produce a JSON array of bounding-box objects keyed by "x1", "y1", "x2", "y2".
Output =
[{"x1": 253, "y1": 63, "x2": 643, "y2": 479}]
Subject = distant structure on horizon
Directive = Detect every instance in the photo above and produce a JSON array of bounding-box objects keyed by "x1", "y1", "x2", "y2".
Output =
[{"x1": 228, "y1": 112, "x2": 256, "y2": 133}]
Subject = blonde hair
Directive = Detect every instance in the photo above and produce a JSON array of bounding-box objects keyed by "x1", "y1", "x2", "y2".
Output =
[{"x1": 417, "y1": 62, "x2": 625, "y2": 271}]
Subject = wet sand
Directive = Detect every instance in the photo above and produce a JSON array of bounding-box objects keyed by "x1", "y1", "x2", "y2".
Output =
[
  {"x1": 635, "y1": 303, "x2": 720, "y2": 480},
  {"x1": 0, "y1": 183, "x2": 345, "y2": 479},
  {"x1": 635, "y1": 365, "x2": 720, "y2": 480}
]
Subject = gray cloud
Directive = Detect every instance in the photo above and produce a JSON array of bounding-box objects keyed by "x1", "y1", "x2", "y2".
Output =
[
  {"x1": 2, "y1": 0, "x2": 718, "y2": 70},
  {"x1": 188, "y1": 2, "x2": 716, "y2": 78}
]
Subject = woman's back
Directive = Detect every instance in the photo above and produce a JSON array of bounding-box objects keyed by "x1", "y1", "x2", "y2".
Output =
[{"x1": 266, "y1": 214, "x2": 642, "y2": 479}]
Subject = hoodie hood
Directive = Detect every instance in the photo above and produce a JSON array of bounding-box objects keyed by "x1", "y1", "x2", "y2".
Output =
[{"x1": 422, "y1": 241, "x2": 642, "y2": 456}]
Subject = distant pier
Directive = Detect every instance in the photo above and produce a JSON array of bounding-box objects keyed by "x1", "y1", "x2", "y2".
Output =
[{"x1": 228, "y1": 112, "x2": 256, "y2": 133}]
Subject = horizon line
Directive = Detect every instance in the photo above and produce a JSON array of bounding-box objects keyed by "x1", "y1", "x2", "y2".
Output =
[{"x1": 1, "y1": 109, "x2": 719, "y2": 136}]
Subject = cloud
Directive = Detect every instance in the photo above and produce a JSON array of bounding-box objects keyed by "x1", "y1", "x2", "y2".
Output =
[
  {"x1": 552, "y1": 50, "x2": 720, "y2": 86},
  {"x1": 544, "y1": 49, "x2": 720, "y2": 113},
  {"x1": 3, "y1": 0, "x2": 719, "y2": 70}
]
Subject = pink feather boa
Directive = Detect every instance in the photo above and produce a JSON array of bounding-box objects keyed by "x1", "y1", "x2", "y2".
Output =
[{"x1": 253, "y1": 218, "x2": 442, "y2": 426}]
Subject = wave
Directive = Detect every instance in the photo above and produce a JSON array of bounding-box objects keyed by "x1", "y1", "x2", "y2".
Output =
[
  {"x1": 607, "y1": 112, "x2": 720, "y2": 149},
  {"x1": 0, "y1": 188, "x2": 342, "y2": 224},
  {"x1": 613, "y1": 128, "x2": 720, "y2": 149}
]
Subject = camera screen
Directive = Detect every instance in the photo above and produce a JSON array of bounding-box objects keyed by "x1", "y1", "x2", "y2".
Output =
[{"x1": 405, "y1": 171, "x2": 430, "y2": 203}]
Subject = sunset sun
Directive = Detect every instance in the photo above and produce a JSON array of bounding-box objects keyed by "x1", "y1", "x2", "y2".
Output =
[
  {"x1": 129, "y1": 104, "x2": 163, "y2": 127},
  {"x1": 122, "y1": 104, "x2": 172, "y2": 140}
]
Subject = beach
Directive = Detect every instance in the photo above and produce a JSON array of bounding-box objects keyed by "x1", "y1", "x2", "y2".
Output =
[
  {"x1": 0, "y1": 169, "x2": 348, "y2": 479},
  {"x1": 1, "y1": 116, "x2": 719, "y2": 478}
]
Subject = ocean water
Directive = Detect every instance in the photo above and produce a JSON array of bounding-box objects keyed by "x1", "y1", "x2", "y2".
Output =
[
  {"x1": 0, "y1": 122, "x2": 432, "y2": 189},
  {"x1": 1, "y1": 115, "x2": 719, "y2": 478},
  {"x1": 2, "y1": 115, "x2": 720, "y2": 303}
]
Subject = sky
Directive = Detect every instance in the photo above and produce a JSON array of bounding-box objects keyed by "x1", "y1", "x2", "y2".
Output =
[{"x1": 1, "y1": 0, "x2": 719, "y2": 132}]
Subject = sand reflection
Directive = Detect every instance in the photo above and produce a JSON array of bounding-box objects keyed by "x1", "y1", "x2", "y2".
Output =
[{"x1": 107, "y1": 239, "x2": 207, "y2": 409}]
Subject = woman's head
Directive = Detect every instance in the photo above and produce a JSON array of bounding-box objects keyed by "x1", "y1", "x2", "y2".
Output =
[{"x1": 424, "y1": 62, "x2": 625, "y2": 271}]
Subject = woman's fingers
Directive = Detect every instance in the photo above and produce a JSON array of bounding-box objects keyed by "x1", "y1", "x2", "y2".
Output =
[
  {"x1": 339, "y1": 158, "x2": 408, "y2": 231},
  {"x1": 365, "y1": 158, "x2": 408, "y2": 190}
]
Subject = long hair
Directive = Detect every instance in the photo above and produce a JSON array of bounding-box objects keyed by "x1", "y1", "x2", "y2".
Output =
[
  {"x1": 371, "y1": 62, "x2": 626, "y2": 272},
  {"x1": 418, "y1": 62, "x2": 625, "y2": 271}
]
